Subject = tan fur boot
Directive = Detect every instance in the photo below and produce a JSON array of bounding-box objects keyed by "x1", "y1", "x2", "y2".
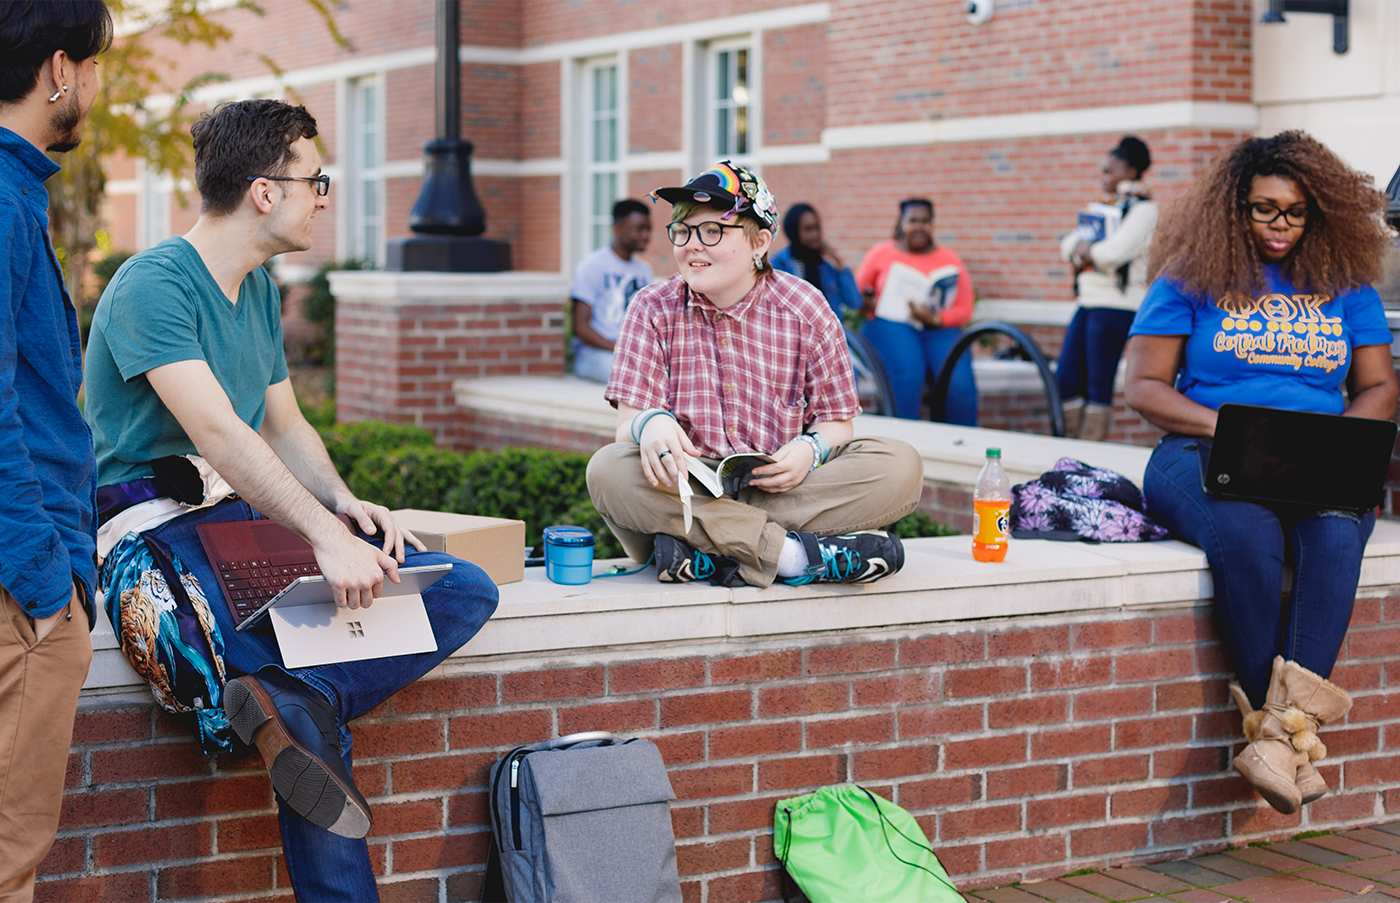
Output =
[
  {"x1": 1061, "y1": 398, "x2": 1085, "y2": 438},
  {"x1": 1079, "y1": 403, "x2": 1112, "y2": 441},
  {"x1": 1232, "y1": 657, "x2": 1350, "y2": 814}
]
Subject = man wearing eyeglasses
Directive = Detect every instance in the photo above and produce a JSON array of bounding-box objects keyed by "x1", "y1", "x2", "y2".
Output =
[{"x1": 82, "y1": 99, "x2": 499, "y2": 902}]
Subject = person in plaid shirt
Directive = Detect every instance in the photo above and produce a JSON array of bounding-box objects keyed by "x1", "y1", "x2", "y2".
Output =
[{"x1": 587, "y1": 162, "x2": 924, "y2": 587}]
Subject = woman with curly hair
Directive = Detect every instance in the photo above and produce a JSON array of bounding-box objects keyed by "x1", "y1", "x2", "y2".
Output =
[{"x1": 1124, "y1": 131, "x2": 1397, "y2": 815}]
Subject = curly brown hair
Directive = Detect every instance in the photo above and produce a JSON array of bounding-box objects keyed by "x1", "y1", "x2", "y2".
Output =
[{"x1": 1147, "y1": 130, "x2": 1389, "y2": 298}]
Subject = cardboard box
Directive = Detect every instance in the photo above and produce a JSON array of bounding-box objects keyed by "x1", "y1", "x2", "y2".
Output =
[{"x1": 392, "y1": 509, "x2": 526, "y2": 585}]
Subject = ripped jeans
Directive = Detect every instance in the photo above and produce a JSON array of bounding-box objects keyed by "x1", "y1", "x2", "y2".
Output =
[{"x1": 1143, "y1": 434, "x2": 1374, "y2": 709}]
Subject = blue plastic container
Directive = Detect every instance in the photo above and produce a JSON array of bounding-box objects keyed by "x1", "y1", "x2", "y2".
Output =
[{"x1": 543, "y1": 525, "x2": 595, "y2": 585}]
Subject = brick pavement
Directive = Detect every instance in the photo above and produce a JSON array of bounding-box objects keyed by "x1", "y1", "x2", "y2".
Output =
[{"x1": 968, "y1": 823, "x2": 1400, "y2": 902}]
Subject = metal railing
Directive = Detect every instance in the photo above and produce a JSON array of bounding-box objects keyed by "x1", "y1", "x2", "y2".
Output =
[{"x1": 927, "y1": 321, "x2": 1066, "y2": 436}]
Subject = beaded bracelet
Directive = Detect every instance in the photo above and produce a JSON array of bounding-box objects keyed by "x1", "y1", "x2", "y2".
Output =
[
  {"x1": 804, "y1": 430, "x2": 832, "y2": 465},
  {"x1": 795, "y1": 434, "x2": 824, "y2": 473},
  {"x1": 630, "y1": 408, "x2": 675, "y2": 444}
]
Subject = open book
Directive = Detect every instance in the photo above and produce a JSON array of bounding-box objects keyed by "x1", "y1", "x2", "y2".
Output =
[
  {"x1": 687, "y1": 453, "x2": 776, "y2": 499},
  {"x1": 873, "y1": 262, "x2": 961, "y2": 325}
]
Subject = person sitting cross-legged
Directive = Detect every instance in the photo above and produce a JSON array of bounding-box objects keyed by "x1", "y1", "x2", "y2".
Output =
[{"x1": 586, "y1": 161, "x2": 924, "y2": 588}]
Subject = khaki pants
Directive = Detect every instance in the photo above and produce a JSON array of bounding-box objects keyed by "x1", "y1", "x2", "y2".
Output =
[
  {"x1": 0, "y1": 588, "x2": 91, "y2": 903},
  {"x1": 587, "y1": 435, "x2": 925, "y2": 587}
]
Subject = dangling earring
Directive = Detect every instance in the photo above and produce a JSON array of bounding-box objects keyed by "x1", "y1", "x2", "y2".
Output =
[
  {"x1": 48, "y1": 85, "x2": 67, "y2": 104},
  {"x1": 753, "y1": 252, "x2": 765, "y2": 271}
]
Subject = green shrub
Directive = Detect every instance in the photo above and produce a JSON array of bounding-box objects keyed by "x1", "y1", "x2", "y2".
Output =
[
  {"x1": 300, "y1": 397, "x2": 337, "y2": 431},
  {"x1": 320, "y1": 420, "x2": 435, "y2": 477},
  {"x1": 444, "y1": 446, "x2": 593, "y2": 549},
  {"x1": 347, "y1": 446, "x2": 472, "y2": 511},
  {"x1": 303, "y1": 258, "x2": 369, "y2": 365},
  {"x1": 889, "y1": 510, "x2": 960, "y2": 538}
]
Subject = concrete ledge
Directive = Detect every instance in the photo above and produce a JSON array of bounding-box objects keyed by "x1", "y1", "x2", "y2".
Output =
[
  {"x1": 329, "y1": 269, "x2": 571, "y2": 304},
  {"x1": 83, "y1": 519, "x2": 1400, "y2": 694}
]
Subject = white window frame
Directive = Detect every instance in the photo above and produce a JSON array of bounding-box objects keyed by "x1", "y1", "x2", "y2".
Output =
[
  {"x1": 583, "y1": 57, "x2": 623, "y2": 254},
  {"x1": 347, "y1": 75, "x2": 385, "y2": 266},
  {"x1": 708, "y1": 39, "x2": 753, "y2": 161},
  {"x1": 136, "y1": 160, "x2": 170, "y2": 251}
]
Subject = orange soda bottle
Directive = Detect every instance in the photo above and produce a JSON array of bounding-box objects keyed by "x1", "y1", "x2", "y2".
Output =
[{"x1": 972, "y1": 447, "x2": 1011, "y2": 562}]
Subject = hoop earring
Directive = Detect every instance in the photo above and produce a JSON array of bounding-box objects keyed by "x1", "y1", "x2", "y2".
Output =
[
  {"x1": 48, "y1": 85, "x2": 67, "y2": 104},
  {"x1": 753, "y1": 252, "x2": 765, "y2": 271}
]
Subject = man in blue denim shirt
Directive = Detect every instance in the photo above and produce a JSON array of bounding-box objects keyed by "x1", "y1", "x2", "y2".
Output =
[{"x1": 0, "y1": 2, "x2": 110, "y2": 899}]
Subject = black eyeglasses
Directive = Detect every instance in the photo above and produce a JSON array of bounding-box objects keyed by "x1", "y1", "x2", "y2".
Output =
[
  {"x1": 247, "y1": 174, "x2": 331, "y2": 197},
  {"x1": 666, "y1": 221, "x2": 745, "y2": 247},
  {"x1": 1247, "y1": 201, "x2": 1307, "y2": 228}
]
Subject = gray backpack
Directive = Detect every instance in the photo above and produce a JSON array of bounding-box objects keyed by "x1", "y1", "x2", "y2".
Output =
[{"x1": 483, "y1": 732, "x2": 683, "y2": 903}]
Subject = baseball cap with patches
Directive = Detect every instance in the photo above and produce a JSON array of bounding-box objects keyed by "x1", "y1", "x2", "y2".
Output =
[{"x1": 650, "y1": 160, "x2": 778, "y2": 230}]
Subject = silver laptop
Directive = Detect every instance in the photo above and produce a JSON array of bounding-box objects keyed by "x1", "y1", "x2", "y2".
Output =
[{"x1": 238, "y1": 564, "x2": 450, "y2": 668}]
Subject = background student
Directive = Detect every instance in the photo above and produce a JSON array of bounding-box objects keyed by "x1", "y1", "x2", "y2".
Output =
[
  {"x1": 856, "y1": 198, "x2": 978, "y2": 424},
  {"x1": 570, "y1": 198, "x2": 653, "y2": 383},
  {"x1": 1057, "y1": 135, "x2": 1158, "y2": 441},
  {"x1": 770, "y1": 202, "x2": 862, "y2": 318}
]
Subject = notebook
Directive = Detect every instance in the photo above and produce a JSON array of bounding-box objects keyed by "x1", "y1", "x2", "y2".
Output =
[{"x1": 1204, "y1": 403, "x2": 1397, "y2": 511}]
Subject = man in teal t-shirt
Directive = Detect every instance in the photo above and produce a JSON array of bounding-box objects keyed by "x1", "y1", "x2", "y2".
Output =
[{"x1": 83, "y1": 100, "x2": 498, "y2": 902}]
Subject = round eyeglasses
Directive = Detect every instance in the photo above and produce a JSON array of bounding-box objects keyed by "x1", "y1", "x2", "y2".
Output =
[
  {"x1": 666, "y1": 221, "x2": 745, "y2": 247},
  {"x1": 1247, "y1": 201, "x2": 1307, "y2": 228},
  {"x1": 246, "y1": 174, "x2": 331, "y2": 197}
]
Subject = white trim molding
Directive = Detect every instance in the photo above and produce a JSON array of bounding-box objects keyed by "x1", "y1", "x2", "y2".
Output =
[{"x1": 824, "y1": 101, "x2": 1260, "y2": 151}]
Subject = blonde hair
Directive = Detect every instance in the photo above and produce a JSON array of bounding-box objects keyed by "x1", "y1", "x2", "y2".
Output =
[{"x1": 671, "y1": 199, "x2": 772, "y2": 269}]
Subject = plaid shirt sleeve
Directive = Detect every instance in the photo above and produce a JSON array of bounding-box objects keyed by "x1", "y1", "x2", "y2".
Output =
[
  {"x1": 604, "y1": 277, "x2": 674, "y2": 412},
  {"x1": 803, "y1": 295, "x2": 861, "y2": 425}
]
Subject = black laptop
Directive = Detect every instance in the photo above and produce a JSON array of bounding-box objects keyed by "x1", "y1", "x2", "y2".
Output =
[{"x1": 1204, "y1": 403, "x2": 1397, "y2": 512}]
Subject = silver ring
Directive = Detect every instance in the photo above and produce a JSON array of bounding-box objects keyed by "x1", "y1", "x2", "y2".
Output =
[{"x1": 657, "y1": 450, "x2": 672, "y2": 459}]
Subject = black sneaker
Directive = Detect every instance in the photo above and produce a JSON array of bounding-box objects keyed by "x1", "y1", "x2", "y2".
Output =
[
  {"x1": 783, "y1": 530, "x2": 905, "y2": 585},
  {"x1": 223, "y1": 667, "x2": 372, "y2": 838},
  {"x1": 655, "y1": 534, "x2": 740, "y2": 585}
]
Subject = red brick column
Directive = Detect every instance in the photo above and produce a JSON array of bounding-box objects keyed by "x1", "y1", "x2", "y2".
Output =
[{"x1": 330, "y1": 271, "x2": 572, "y2": 447}]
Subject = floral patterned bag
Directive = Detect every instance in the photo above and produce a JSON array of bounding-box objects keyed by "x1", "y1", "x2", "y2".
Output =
[{"x1": 1009, "y1": 456, "x2": 1168, "y2": 543}]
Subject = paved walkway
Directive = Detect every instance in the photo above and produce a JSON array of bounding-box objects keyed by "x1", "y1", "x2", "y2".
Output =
[{"x1": 968, "y1": 823, "x2": 1400, "y2": 903}]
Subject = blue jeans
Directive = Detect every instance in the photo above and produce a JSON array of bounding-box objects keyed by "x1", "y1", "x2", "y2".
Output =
[
  {"x1": 1056, "y1": 306, "x2": 1135, "y2": 406},
  {"x1": 571, "y1": 341, "x2": 614, "y2": 384},
  {"x1": 860, "y1": 319, "x2": 978, "y2": 425},
  {"x1": 147, "y1": 500, "x2": 499, "y2": 902},
  {"x1": 1143, "y1": 435, "x2": 1373, "y2": 709}
]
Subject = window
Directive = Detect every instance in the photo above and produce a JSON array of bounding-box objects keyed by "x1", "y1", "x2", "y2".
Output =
[
  {"x1": 585, "y1": 61, "x2": 621, "y2": 252},
  {"x1": 138, "y1": 163, "x2": 170, "y2": 251},
  {"x1": 348, "y1": 77, "x2": 383, "y2": 265},
  {"x1": 711, "y1": 45, "x2": 750, "y2": 157}
]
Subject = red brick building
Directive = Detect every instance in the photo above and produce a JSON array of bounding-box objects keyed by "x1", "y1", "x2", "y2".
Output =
[{"x1": 107, "y1": 0, "x2": 1267, "y2": 308}]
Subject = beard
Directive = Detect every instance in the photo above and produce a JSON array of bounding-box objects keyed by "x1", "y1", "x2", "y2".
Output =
[{"x1": 46, "y1": 91, "x2": 84, "y2": 153}]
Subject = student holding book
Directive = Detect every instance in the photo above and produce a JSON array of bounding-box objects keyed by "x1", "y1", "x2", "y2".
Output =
[
  {"x1": 855, "y1": 198, "x2": 978, "y2": 424},
  {"x1": 1057, "y1": 135, "x2": 1158, "y2": 441},
  {"x1": 1124, "y1": 131, "x2": 1396, "y2": 815},
  {"x1": 586, "y1": 161, "x2": 923, "y2": 588}
]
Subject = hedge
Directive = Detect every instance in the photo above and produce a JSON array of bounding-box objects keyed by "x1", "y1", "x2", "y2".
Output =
[{"x1": 318, "y1": 421, "x2": 953, "y2": 563}]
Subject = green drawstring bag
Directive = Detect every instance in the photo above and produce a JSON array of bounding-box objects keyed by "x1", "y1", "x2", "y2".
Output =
[{"x1": 774, "y1": 784, "x2": 962, "y2": 903}]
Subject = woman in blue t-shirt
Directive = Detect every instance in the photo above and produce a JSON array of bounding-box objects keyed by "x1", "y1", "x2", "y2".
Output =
[{"x1": 1124, "y1": 132, "x2": 1397, "y2": 816}]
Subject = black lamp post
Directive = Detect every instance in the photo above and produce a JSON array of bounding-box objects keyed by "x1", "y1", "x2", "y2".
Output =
[{"x1": 386, "y1": 0, "x2": 511, "y2": 271}]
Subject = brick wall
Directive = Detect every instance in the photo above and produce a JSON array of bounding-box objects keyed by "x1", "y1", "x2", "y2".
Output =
[
  {"x1": 38, "y1": 594, "x2": 1400, "y2": 901},
  {"x1": 336, "y1": 292, "x2": 567, "y2": 445}
]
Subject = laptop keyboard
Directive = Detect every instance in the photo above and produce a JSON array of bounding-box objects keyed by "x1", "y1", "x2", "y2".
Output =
[{"x1": 218, "y1": 555, "x2": 322, "y2": 624}]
